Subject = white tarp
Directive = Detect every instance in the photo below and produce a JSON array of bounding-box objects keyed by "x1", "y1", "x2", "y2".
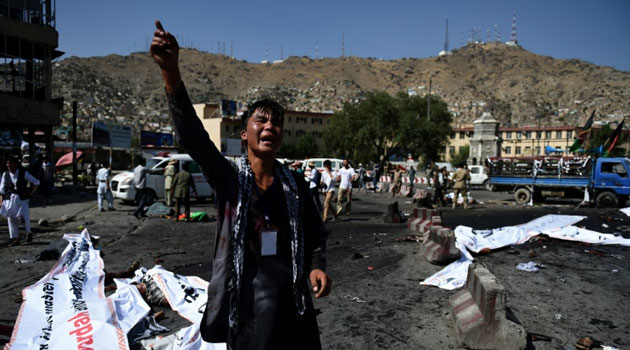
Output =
[
  {"x1": 420, "y1": 214, "x2": 630, "y2": 290},
  {"x1": 123, "y1": 266, "x2": 225, "y2": 350},
  {"x1": 7, "y1": 229, "x2": 130, "y2": 350},
  {"x1": 619, "y1": 207, "x2": 630, "y2": 216}
]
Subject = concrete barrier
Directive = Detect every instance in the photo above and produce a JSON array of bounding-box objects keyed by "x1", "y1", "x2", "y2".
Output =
[
  {"x1": 449, "y1": 263, "x2": 527, "y2": 350},
  {"x1": 399, "y1": 184, "x2": 411, "y2": 197},
  {"x1": 407, "y1": 207, "x2": 440, "y2": 234},
  {"x1": 381, "y1": 201, "x2": 403, "y2": 223},
  {"x1": 422, "y1": 226, "x2": 460, "y2": 264}
]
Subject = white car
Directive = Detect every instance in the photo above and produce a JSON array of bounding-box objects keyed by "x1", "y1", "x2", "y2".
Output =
[
  {"x1": 110, "y1": 154, "x2": 214, "y2": 204},
  {"x1": 468, "y1": 165, "x2": 491, "y2": 190}
]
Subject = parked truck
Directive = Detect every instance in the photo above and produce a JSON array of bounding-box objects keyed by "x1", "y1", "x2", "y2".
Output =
[{"x1": 489, "y1": 156, "x2": 630, "y2": 208}]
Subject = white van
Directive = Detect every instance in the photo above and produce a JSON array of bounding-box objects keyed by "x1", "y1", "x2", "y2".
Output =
[{"x1": 110, "y1": 154, "x2": 214, "y2": 204}]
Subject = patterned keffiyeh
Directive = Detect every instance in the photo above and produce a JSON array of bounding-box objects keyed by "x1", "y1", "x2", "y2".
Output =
[{"x1": 228, "y1": 156, "x2": 305, "y2": 329}]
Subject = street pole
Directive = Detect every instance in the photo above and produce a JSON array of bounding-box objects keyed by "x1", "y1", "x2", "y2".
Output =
[
  {"x1": 72, "y1": 101, "x2": 78, "y2": 186},
  {"x1": 427, "y1": 75, "x2": 432, "y2": 120}
]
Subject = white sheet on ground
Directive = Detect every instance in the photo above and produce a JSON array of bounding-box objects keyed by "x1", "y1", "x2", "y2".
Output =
[
  {"x1": 421, "y1": 214, "x2": 629, "y2": 290},
  {"x1": 619, "y1": 207, "x2": 630, "y2": 216},
  {"x1": 7, "y1": 229, "x2": 130, "y2": 350}
]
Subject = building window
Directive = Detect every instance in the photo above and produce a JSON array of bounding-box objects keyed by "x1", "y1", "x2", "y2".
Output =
[
  {"x1": 449, "y1": 146, "x2": 455, "y2": 154},
  {"x1": 288, "y1": 116, "x2": 291, "y2": 122},
  {"x1": 516, "y1": 131, "x2": 522, "y2": 139},
  {"x1": 556, "y1": 131, "x2": 563, "y2": 139},
  {"x1": 536, "y1": 131, "x2": 542, "y2": 139},
  {"x1": 545, "y1": 131, "x2": 552, "y2": 139},
  {"x1": 515, "y1": 146, "x2": 521, "y2": 155},
  {"x1": 0, "y1": 33, "x2": 50, "y2": 101},
  {"x1": 459, "y1": 132, "x2": 465, "y2": 139},
  {"x1": 536, "y1": 146, "x2": 541, "y2": 155},
  {"x1": 458, "y1": 146, "x2": 466, "y2": 153},
  {"x1": 505, "y1": 131, "x2": 512, "y2": 139},
  {"x1": 566, "y1": 130, "x2": 573, "y2": 139},
  {"x1": 525, "y1": 131, "x2": 532, "y2": 139},
  {"x1": 296, "y1": 130, "x2": 305, "y2": 137},
  {"x1": 450, "y1": 132, "x2": 456, "y2": 139},
  {"x1": 505, "y1": 146, "x2": 511, "y2": 154},
  {"x1": 224, "y1": 125, "x2": 229, "y2": 132},
  {"x1": 233, "y1": 126, "x2": 239, "y2": 132}
]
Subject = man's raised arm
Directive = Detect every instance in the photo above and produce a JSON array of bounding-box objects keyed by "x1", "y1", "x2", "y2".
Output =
[
  {"x1": 150, "y1": 20, "x2": 182, "y2": 94},
  {"x1": 150, "y1": 20, "x2": 233, "y2": 194}
]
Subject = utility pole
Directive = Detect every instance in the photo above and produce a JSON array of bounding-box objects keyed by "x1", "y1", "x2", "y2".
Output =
[
  {"x1": 427, "y1": 72, "x2": 436, "y2": 120},
  {"x1": 72, "y1": 101, "x2": 78, "y2": 186}
]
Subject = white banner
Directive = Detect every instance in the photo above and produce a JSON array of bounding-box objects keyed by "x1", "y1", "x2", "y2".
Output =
[
  {"x1": 7, "y1": 229, "x2": 129, "y2": 350},
  {"x1": 419, "y1": 215, "x2": 619, "y2": 290}
]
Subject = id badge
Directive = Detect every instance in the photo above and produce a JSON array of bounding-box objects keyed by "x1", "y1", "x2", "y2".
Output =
[{"x1": 260, "y1": 229, "x2": 278, "y2": 256}]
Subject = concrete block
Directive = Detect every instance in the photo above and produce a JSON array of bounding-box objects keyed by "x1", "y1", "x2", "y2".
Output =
[
  {"x1": 381, "y1": 201, "x2": 403, "y2": 223},
  {"x1": 407, "y1": 208, "x2": 440, "y2": 234},
  {"x1": 399, "y1": 185, "x2": 411, "y2": 197},
  {"x1": 422, "y1": 227, "x2": 460, "y2": 265},
  {"x1": 449, "y1": 263, "x2": 527, "y2": 350}
]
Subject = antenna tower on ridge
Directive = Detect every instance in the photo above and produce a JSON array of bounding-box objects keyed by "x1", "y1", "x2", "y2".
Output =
[
  {"x1": 506, "y1": 9, "x2": 519, "y2": 46},
  {"x1": 341, "y1": 32, "x2": 345, "y2": 57},
  {"x1": 439, "y1": 19, "x2": 451, "y2": 56},
  {"x1": 316, "y1": 41, "x2": 319, "y2": 59}
]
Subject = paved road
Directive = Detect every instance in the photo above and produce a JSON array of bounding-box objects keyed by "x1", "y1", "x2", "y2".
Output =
[{"x1": 1, "y1": 185, "x2": 628, "y2": 349}]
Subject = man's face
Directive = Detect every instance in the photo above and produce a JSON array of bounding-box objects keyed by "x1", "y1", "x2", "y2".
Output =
[
  {"x1": 241, "y1": 108, "x2": 283, "y2": 158},
  {"x1": 7, "y1": 160, "x2": 17, "y2": 172},
  {"x1": 343, "y1": 160, "x2": 349, "y2": 168}
]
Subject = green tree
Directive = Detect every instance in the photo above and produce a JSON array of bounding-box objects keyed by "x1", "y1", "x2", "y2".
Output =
[
  {"x1": 325, "y1": 91, "x2": 452, "y2": 165},
  {"x1": 450, "y1": 145, "x2": 470, "y2": 167},
  {"x1": 279, "y1": 132, "x2": 320, "y2": 159}
]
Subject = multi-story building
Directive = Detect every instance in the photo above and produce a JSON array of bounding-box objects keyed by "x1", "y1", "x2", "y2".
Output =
[
  {"x1": 446, "y1": 125, "x2": 582, "y2": 162},
  {"x1": 192, "y1": 102, "x2": 333, "y2": 156},
  {"x1": 0, "y1": 0, "x2": 62, "y2": 161}
]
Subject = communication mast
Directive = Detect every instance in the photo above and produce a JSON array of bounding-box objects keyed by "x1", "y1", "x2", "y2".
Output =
[
  {"x1": 315, "y1": 41, "x2": 319, "y2": 59},
  {"x1": 341, "y1": 32, "x2": 345, "y2": 57},
  {"x1": 506, "y1": 9, "x2": 519, "y2": 46},
  {"x1": 439, "y1": 19, "x2": 451, "y2": 56}
]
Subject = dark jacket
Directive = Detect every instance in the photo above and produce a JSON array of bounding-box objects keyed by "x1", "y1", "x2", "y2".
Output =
[{"x1": 167, "y1": 84, "x2": 327, "y2": 346}]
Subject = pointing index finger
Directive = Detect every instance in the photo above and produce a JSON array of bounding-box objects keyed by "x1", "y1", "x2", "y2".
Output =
[{"x1": 155, "y1": 20, "x2": 165, "y2": 33}]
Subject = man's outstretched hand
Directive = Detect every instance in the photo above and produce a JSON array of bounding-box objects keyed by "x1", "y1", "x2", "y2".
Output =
[
  {"x1": 309, "y1": 269, "x2": 331, "y2": 299},
  {"x1": 150, "y1": 20, "x2": 182, "y2": 93}
]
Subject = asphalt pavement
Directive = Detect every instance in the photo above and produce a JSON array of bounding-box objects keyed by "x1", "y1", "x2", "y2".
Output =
[{"x1": 1, "y1": 184, "x2": 629, "y2": 349}]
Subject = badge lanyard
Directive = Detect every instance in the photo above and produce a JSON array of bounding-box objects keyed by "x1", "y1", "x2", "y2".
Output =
[{"x1": 254, "y1": 179, "x2": 278, "y2": 256}]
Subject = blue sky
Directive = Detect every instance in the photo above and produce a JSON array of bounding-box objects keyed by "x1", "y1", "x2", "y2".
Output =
[{"x1": 56, "y1": 0, "x2": 630, "y2": 71}]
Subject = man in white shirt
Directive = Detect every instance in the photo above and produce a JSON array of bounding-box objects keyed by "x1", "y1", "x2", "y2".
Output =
[
  {"x1": 335, "y1": 159, "x2": 357, "y2": 216},
  {"x1": 0, "y1": 157, "x2": 39, "y2": 245},
  {"x1": 320, "y1": 160, "x2": 336, "y2": 222},
  {"x1": 132, "y1": 158, "x2": 162, "y2": 219},
  {"x1": 96, "y1": 161, "x2": 116, "y2": 212},
  {"x1": 306, "y1": 162, "x2": 322, "y2": 213}
]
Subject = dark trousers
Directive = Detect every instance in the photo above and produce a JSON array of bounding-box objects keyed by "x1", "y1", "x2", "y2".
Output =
[
  {"x1": 175, "y1": 196, "x2": 190, "y2": 221},
  {"x1": 133, "y1": 188, "x2": 148, "y2": 217},
  {"x1": 433, "y1": 184, "x2": 446, "y2": 207},
  {"x1": 309, "y1": 187, "x2": 322, "y2": 213}
]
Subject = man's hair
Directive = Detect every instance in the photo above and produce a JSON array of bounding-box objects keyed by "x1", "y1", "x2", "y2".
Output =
[
  {"x1": 240, "y1": 99, "x2": 285, "y2": 131},
  {"x1": 7, "y1": 156, "x2": 19, "y2": 164},
  {"x1": 138, "y1": 158, "x2": 146, "y2": 165},
  {"x1": 323, "y1": 160, "x2": 331, "y2": 167},
  {"x1": 101, "y1": 161, "x2": 109, "y2": 168}
]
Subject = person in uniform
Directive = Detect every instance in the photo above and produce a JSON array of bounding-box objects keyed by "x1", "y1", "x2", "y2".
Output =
[
  {"x1": 171, "y1": 161, "x2": 197, "y2": 221},
  {"x1": 164, "y1": 159, "x2": 177, "y2": 206}
]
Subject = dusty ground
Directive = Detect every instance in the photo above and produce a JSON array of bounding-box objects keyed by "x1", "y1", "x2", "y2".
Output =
[{"x1": 1, "y1": 186, "x2": 629, "y2": 349}]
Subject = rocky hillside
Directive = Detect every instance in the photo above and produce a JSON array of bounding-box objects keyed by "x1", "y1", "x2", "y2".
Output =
[{"x1": 52, "y1": 43, "x2": 630, "y2": 139}]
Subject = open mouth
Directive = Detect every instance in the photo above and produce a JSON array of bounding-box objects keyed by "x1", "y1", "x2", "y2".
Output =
[{"x1": 261, "y1": 136, "x2": 275, "y2": 144}]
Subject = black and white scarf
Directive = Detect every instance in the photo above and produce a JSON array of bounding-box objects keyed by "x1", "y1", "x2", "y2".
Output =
[{"x1": 228, "y1": 156, "x2": 305, "y2": 329}]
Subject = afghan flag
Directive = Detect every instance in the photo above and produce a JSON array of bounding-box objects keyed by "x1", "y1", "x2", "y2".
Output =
[
  {"x1": 569, "y1": 110, "x2": 595, "y2": 152},
  {"x1": 604, "y1": 119, "x2": 625, "y2": 155}
]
